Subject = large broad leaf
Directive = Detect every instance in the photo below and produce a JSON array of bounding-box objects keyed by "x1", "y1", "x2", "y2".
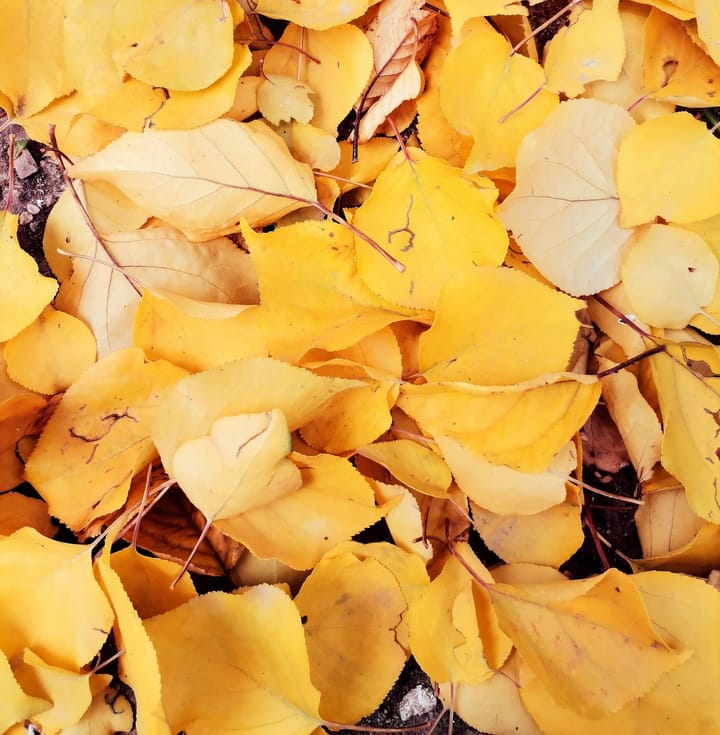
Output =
[
  {"x1": 69, "y1": 119, "x2": 316, "y2": 240},
  {"x1": 144, "y1": 586, "x2": 323, "y2": 735},
  {"x1": 499, "y1": 99, "x2": 635, "y2": 296}
]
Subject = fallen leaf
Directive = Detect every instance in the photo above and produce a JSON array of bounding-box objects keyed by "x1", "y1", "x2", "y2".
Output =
[
  {"x1": 499, "y1": 99, "x2": 635, "y2": 296},
  {"x1": 253, "y1": 0, "x2": 374, "y2": 30},
  {"x1": 144, "y1": 586, "x2": 323, "y2": 734},
  {"x1": 0, "y1": 493, "x2": 55, "y2": 537}
]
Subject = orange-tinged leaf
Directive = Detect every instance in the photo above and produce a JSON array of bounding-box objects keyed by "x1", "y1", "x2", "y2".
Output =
[
  {"x1": 153, "y1": 356, "x2": 363, "y2": 477},
  {"x1": 0, "y1": 527, "x2": 113, "y2": 669},
  {"x1": 617, "y1": 112, "x2": 720, "y2": 227},
  {"x1": 253, "y1": 0, "x2": 374, "y2": 30},
  {"x1": 110, "y1": 0, "x2": 234, "y2": 91},
  {"x1": 357, "y1": 439, "x2": 452, "y2": 497},
  {"x1": 69, "y1": 119, "x2": 316, "y2": 240},
  {"x1": 134, "y1": 291, "x2": 267, "y2": 372},
  {"x1": 472, "y1": 500, "x2": 584, "y2": 567},
  {"x1": 488, "y1": 569, "x2": 688, "y2": 716},
  {"x1": 419, "y1": 267, "x2": 583, "y2": 384},
  {"x1": 94, "y1": 538, "x2": 171, "y2": 735},
  {"x1": 408, "y1": 544, "x2": 512, "y2": 685},
  {"x1": 0, "y1": 214, "x2": 57, "y2": 342},
  {"x1": 499, "y1": 99, "x2": 635, "y2": 296},
  {"x1": 621, "y1": 224, "x2": 719, "y2": 328},
  {"x1": 353, "y1": 153, "x2": 508, "y2": 309},
  {"x1": 217, "y1": 451, "x2": 385, "y2": 569},
  {"x1": 263, "y1": 24, "x2": 374, "y2": 135},
  {"x1": 398, "y1": 374, "x2": 600, "y2": 473},
  {"x1": 4, "y1": 307, "x2": 96, "y2": 394},
  {"x1": 440, "y1": 17, "x2": 558, "y2": 172},
  {"x1": 697, "y1": 0, "x2": 720, "y2": 66},
  {"x1": 244, "y1": 219, "x2": 414, "y2": 363},
  {"x1": 440, "y1": 439, "x2": 575, "y2": 515},
  {"x1": 25, "y1": 347, "x2": 186, "y2": 531},
  {"x1": 0, "y1": 392, "x2": 47, "y2": 493},
  {"x1": 650, "y1": 345, "x2": 720, "y2": 521},
  {"x1": 295, "y1": 552, "x2": 408, "y2": 722},
  {"x1": 543, "y1": 0, "x2": 624, "y2": 97},
  {"x1": 144, "y1": 586, "x2": 323, "y2": 734},
  {"x1": 0, "y1": 493, "x2": 54, "y2": 538},
  {"x1": 0, "y1": 0, "x2": 72, "y2": 117},
  {"x1": 642, "y1": 7, "x2": 720, "y2": 106}
]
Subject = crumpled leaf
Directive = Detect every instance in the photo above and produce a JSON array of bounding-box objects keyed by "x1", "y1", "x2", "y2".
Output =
[
  {"x1": 488, "y1": 568, "x2": 688, "y2": 717},
  {"x1": 25, "y1": 347, "x2": 186, "y2": 531},
  {"x1": 398, "y1": 374, "x2": 600, "y2": 473},
  {"x1": 543, "y1": 0, "x2": 624, "y2": 98},
  {"x1": 144, "y1": 586, "x2": 323, "y2": 735},
  {"x1": 110, "y1": 0, "x2": 235, "y2": 91},
  {"x1": 356, "y1": 0, "x2": 437, "y2": 142},
  {"x1": 621, "y1": 224, "x2": 719, "y2": 328},
  {"x1": 0, "y1": 214, "x2": 57, "y2": 342},
  {"x1": 263, "y1": 23, "x2": 373, "y2": 135},
  {"x1": 617, "y1": 111, "x2": 720, "y2": 227},
  {"x1": 69, "y1": 119, "x2": 316, "y2": 240},
  {"x1": 353, "y1": 152, "x2": 508, "y2": 309},
  {"x1": 650, "y1": 344, "x2": 720, "y2": 522},
  {"x1": 418, "y1": 267, "x2": 583, "y2": 384},
  {"x1": 499, "y1": 99, "x2": 635, "y2": 296},
  {"x1": 294, "y1": 551, "x2": 408, "y2": 722},
  {"x1": 642, "y1": 7, "x2": 720, "y2": 106},
  {"x1": 439, "y1": 17, "x2": 558, "y2": 172},
  {"x1": 408, "y1": 543, "x2": 512, "y2": 685}
]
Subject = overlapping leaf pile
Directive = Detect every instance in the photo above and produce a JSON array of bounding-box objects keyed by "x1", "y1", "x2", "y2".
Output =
[{"x1": 1, "y1": 0, "x2": 720, "y2": 733}]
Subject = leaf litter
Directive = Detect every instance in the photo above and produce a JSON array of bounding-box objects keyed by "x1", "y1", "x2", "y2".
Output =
[{"x1": 1, "y1": 1, "x2": 720, "y2": 734}]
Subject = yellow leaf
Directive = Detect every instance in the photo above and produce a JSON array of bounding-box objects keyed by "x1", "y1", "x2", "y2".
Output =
[
  {"x1": 0, "y1": 0, "x2": 72, "y2": 116},
  {"x1": 218, "y1": 451, "x2": 385, "y2": 569},
  {"x1": 489, "y1": 569, "x2": 688, "y2": 716},
  {"x1": 356, "y1": 439, "x2": 452, "y2": 497},
  {"x1": 144, "y1": 586, "x2": 323, "y2": 734},
  {"x1": 499, "y1": 99, "x2": 635, "y2": 296},
  {"x1": 294, "y1": 552, "x2": 408, "y2": 722},
  {"x1": 398, "y1": 374, "x2": 600, "y2": 473},
  {"x1": 440, "y1": 17, "x2": 558, "y2": 172},
  {"x1": 472, "y1": 500, "x2": 584, "y2": 567},
  {"x1": 419, "y1": 267, "x2": 583, "y2": 384},
  {"x1": 697, "y1": 0, "x2": 720, "y2": 66},
  {"x1": 0, "y1": 393, "x2": 47, "y2": 493},
  {"x1": 244, "y1": 219, "x2": 414, "y2": 363},
  {"x1": 617, "y1": 111, "x2": 720, "y2": 226},
  {"x1": 25, "y1": 347, "x2": 186, "y2": 531},
  {"x1": 263, "y1": 24, "x2": 374, "y2": 134},
  {"x1": 0, "y1": 527, "x2": 113, "y2": 670},
  {"x1": 408, "y1": 543, "x2": 512, "y2": 684},
  {"x1": 354, "y1": 153, "x2": 508, "y2": 309},
  {"x1": 253, "y1": 0, "x2": 374, "y2": 30},
  {"x1": 650, "y1": 345, "x2": 720, "y2": 521},
  {"x1": 0, "y1": 214, "x2": 57, "y2": 342},
  {"x1": 440, "y1": 439, "x2": 575, "y2": 515},
  {"x1": 110, "y1": 0, "x2": 234, "y2": 90},
  {"x1": 153, "y1": 356, "x2": 363, "y2": 477},
  {"x1": 149, "y1": 44, "x2": 252, "y2": 129},
  {"x1": 544, "y1": 0, "x2": 624, "y2": 97},
  {"x1": 445, "y1": 0, "x2": 526, "y2": 30},
  {"x1": 62, "y1": 675, "x2": 134, "y2": 735},
  {"x1": 257, "y1": 74, "x2": 315, "y2": 126},
  {"x1": 134, "y1": 291, "x2": 267, "y2": 373},
  {"x1": 621, "y1": 224, "x2": 719, "y2": 328},
  {"x1": 94, "y1": 539, "x2": 172, "y2": 735},
  {"x1": 4, "y1": 307, "x2": 96, "y2": 394},
  {"x1": 642, "y1": 7, "x2": 720, "y2": 106},
  {"x1": 521, "y1": 571, "x2": 720, "y2": 733},
  {"x1": 172, "y1": 409, "x2": 303, "y2": 522},
  {"x1": 0, "y1": 648, "x2": 48, "y2": 731},
  {"x1": 69, "y1": 119, "x2": 316, "y2": 240}
]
